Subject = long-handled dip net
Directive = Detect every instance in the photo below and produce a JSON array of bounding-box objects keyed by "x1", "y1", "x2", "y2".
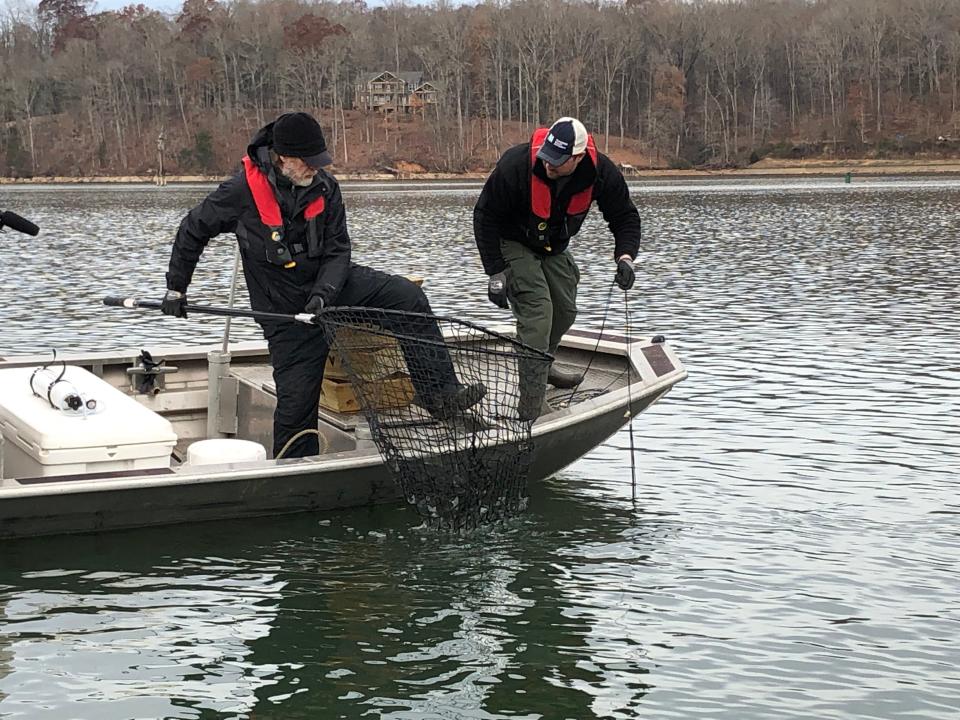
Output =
[{"x1": 318, "y1": 308, "x2": 552, "y2": 531}]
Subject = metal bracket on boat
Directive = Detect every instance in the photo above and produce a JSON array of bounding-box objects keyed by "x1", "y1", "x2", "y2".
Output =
[
  {"x1": 354, "y1": 418, "x2": 376, "y2": 451},
  {"x1": 127, "y1": 350, "x2": 178, "y2": 395},
  {"x1": 207, "y1": 350, "x2": 238, "y2": 437}
]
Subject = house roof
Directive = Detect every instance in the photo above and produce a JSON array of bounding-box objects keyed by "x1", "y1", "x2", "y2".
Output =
[
  {"x1": 360, "y1": 70, "x2": 401, "y2": 84},
  {"x1": 359, "y1": 70, "x2": 425, "y2": 89}
]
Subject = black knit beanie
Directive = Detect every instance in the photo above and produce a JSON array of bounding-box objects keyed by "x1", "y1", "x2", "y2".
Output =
[{"x1": 272, "y1": 112, "x2": 332, "y2": 168}]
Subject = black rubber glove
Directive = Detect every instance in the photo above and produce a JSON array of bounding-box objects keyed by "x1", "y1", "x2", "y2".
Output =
[
  {"x1": 487, "y1": 271, "x2": 509, "y2": 309},
  {"x1": 615, "y1": 258, "x2": 635, "y2": 291},
  {"x1": 305, "y1": 295, "x2": 325, "y2": 316},
  {"x1": 161, "y1": 289, "x2": 188, "y2": 318}
]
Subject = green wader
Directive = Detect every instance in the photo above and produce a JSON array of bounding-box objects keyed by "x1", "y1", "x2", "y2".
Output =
[{"x1": 501, "y1": 238, "x2": 580, "y2": 418}]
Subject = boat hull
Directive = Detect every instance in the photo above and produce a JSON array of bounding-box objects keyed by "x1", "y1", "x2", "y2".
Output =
[{"x1": 0, "y1": 333, "x2": 684, "y2": 539}]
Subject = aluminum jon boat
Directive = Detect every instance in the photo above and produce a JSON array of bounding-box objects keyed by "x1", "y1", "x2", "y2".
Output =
[{"x1": 0, "y1": 328, "x2": 686, "y2": 539}]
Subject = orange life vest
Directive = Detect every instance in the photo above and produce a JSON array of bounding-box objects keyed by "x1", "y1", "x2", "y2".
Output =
[
  {"x1": 529, "y1": 127, "x2": 597, "y2": 221},
  {"x1": 242, "y1": 156, "x2": 326, "y2": 268}
]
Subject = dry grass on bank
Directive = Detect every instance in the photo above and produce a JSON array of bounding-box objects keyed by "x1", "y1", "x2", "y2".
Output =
[
  {"x1": 7, "y1": 109, "x2": 960, "y2": 182},
  {"x1": 5, "y1": 157, "x2": 960, "y2": 185}
]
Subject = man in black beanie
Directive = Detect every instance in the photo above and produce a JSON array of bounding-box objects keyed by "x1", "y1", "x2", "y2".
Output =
[{"x1": 162, "y1": 111, "x2": 484, "y2": 458}]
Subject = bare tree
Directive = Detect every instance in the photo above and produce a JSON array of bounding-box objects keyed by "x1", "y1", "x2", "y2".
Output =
[{"x1": 4, "y1": 0, "x2": 960, "y2": 176}]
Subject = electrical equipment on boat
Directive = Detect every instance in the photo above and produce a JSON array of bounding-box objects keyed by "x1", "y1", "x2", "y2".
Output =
[
  {"x1": 0, "y1": 365, "x2": 177, "y2": 479},
  {"x1": 29, "y1": 366, "x2": 100, "y2": 415}
]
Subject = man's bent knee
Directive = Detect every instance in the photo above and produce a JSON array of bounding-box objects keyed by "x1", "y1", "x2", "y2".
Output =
[{"x1": 378, "y1": 275, "x2": 431, "y2": 314}]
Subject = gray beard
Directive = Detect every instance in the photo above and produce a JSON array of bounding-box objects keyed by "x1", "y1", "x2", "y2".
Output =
[{"x1": 280, "y1": 168, "x2": 315, "y2": 187}]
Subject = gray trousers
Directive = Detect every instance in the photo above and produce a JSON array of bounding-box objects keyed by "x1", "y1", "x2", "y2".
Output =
[
  {"x1": 501, "y1": 239, "x2": 580, "y2": 355},
  {"x1": 501, "y1": 240, "x2": 579, "y2": 415}
]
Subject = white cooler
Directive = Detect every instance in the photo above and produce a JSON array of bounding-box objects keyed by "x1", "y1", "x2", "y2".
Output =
[{"x1": 0, "y1": 365, "x2": 177, "y2": 479}]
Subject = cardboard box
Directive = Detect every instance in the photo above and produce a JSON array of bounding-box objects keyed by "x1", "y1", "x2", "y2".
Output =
[
  {"x1": 324, "y1": 326, "x2": 408, "y2": 382},
  {"x1": 321, "y1": 330, "x2": 415, "y2": 413},
  {"x1": 321, "y1": 276, "x2": 423, "y2": 410},
  {"x1": 320, "y1": 374, "x2": 415, "y2": 413}
]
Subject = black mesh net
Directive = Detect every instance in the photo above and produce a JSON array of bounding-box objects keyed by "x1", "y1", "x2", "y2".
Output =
[{"x1": 317, "y1": 307, "x2": 552, "y2": 531}]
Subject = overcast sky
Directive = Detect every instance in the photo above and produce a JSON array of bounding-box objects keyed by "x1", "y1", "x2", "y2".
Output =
[
  {"x1": 12, "y1": 0, "x2": 407, "y2": 15},
  {"x1": 6, "y1": 0, "x2": 178, "y2": 13},
  {"x1": 91, "y1": 0, "x2": 178, "y2": 10}
]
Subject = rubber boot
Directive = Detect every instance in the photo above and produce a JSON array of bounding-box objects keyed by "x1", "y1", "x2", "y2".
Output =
[
  {"x1": 547, "y1": 363, "x2": 584, "y2": 389},
  {"x1": 424, "y1": 382, "x2": 486, "y2": 420}
]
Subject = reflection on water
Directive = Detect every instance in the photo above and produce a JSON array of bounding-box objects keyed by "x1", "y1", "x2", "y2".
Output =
[
  {"x1": 0, "y1": 178, "x2": 959, "y2": 718},
  {"x1": 0, "y1": 562, "x2": 284, "y2": 718},
  {"x1": 0, "y1": 486, "x2": 670, "y2": 719}
]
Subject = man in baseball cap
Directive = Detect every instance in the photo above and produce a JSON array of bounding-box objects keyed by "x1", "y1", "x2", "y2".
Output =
[
  {"x1": 535, "y1": 116, "x2": 589, "y2": 169},
  {"x1": 474, "y1": 115, "x2": 641, "y2": 419}
]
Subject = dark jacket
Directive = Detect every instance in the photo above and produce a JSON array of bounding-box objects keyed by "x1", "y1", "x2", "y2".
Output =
[
  {"x1": 473, "y1": 142, "x2": 642, "y2": 275},
  {"x1": 165, "y1": 120, "x2": 351, "y2": 330}
]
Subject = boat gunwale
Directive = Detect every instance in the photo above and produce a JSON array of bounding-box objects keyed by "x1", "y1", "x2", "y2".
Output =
[{"x1": 0, "y1": 334, "x2": 686, "y2": 500}]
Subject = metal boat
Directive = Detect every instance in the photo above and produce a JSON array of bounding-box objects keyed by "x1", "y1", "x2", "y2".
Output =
[{"x1": 0, "y1": 329, "x2": 686, "y2": 539}]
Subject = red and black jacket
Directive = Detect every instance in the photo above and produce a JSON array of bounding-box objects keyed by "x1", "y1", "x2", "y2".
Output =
[
  {"x1": 474, "y1": 130, "x2": 642, "y2": 276},
  {"x1": 240, "y1": 155, "x2": 327, "y2": 270},
  {"x1": 527, "y1": 127, "x2": 598, "y2": 250},
  {"x1": 166, "y1": 120, "x2": 351, "y2": 332}
]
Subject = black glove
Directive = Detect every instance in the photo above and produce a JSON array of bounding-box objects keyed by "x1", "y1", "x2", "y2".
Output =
[
  {"x1": 161, "y1": 289, "x2": 188, "y2": 318},
  {"x1": 615, "y1": 258, "x2": 635, "y2": 291},
  {"x1": 487, "y1": 271, "x2": 509, "y2": 309},
  {"x1": 305, "y1": 294, "x2": 325, "y2": 316}
]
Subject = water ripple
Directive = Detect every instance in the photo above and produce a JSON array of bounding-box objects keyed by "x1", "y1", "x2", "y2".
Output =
[{"x1": 0, "y1": 180, "x2": 958, "y2": 718}]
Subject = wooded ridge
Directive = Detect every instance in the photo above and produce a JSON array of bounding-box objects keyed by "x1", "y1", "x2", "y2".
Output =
[{"x1": 3, "y1": 0, "x2": 960, "y2": 178}]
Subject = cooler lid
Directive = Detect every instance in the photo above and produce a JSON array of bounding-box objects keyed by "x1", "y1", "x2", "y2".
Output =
[{"x1": 0, "y1": 365, "x2": 177, "y2": 451}]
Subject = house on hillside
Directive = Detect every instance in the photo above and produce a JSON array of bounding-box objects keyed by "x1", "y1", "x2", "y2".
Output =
[
  {"x1": 409, "y1": 80, "x2": 439, "y2": 111},
  {"x1": 355, "y1": 70, "x2": 438, "y2": 113}
]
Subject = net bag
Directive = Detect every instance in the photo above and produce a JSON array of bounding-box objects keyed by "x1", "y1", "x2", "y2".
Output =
[{"x1": 317, "y1": 307, "x2": 552, "y2": 531}]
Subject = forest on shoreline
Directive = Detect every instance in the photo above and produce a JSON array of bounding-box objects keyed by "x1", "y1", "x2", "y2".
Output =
[{"x1": 3, "y1": 0, "x2": 960, "y2": 178}]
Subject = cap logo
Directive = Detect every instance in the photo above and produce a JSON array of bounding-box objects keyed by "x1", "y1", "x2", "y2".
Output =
[{"x1": 547, "y1": 132, "x2": 569, "y2": 150}]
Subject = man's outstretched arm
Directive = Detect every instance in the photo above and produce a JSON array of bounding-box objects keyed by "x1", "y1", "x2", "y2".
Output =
[
  {"x1": 166, "y1": 175, "x2": 245, "y2": 292},
  {"x1": 595, "y1": 154, "x2": 642, "y2": 264}
]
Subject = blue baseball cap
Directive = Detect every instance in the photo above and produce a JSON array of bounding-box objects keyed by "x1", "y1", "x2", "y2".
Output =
[{"x1": 536, "y1": 117, "x2": 588, "y2": 165}]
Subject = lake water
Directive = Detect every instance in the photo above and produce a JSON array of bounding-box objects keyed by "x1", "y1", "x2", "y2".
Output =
[{"x1": 0, "y1": 177, "x2": 958, "y2": 719}]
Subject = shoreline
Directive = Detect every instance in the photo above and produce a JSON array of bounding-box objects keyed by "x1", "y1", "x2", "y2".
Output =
[{"x1": 4, "y1": 159, "x2": 960, "y2": 184}]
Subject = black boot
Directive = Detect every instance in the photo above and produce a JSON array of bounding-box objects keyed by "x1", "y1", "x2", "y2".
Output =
[
  {"x1": 517, "y1": 380, "x2": 552, "y2": 421},
  {"x1": 446, "y1": 382, "x2": 486, "y2": 414},
  {"x1": 547, "y1": 363, "x2": 584, "y2": 389},
  {"x1": 422, "y1": 382, "x2": 487, "y2": 420},
  {"x1": 518, "y1": 395, "x2": 552, "y2": 422}
]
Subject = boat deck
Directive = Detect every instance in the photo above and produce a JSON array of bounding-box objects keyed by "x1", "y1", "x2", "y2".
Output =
[
  {"x1": 221, "y1": 345, "x2": 634, "y2": 460},
  {"x1": 230, "y1": 344, "x2": 632, "y2": 424}
]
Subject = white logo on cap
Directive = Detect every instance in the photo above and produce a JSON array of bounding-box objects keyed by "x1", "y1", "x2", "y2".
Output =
[{"x1": 547, "y1": 132, "x2": 569, "y2": 150}]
